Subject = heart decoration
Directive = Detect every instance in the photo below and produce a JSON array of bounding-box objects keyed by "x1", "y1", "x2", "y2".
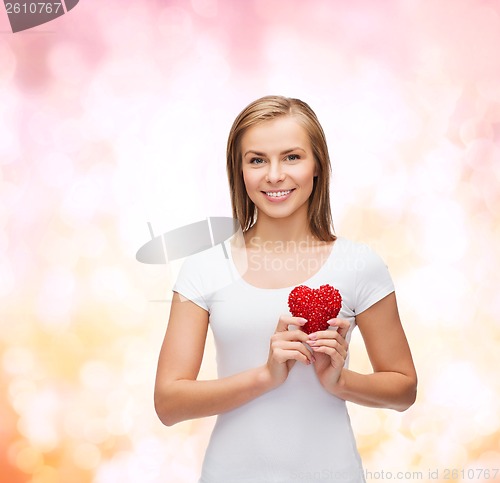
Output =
[{"x1": 288, "y1": 284, "x2": 342, "y2": 334}]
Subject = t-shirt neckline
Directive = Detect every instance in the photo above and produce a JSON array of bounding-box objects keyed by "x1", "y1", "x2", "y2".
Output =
[{"x1": 224, "y1": 236, "x2": 340, "y2": 291}]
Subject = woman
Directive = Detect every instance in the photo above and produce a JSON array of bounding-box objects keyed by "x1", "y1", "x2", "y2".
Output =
[{"x1": 154, "y1": 95, "x2": 417, "y2": 482}]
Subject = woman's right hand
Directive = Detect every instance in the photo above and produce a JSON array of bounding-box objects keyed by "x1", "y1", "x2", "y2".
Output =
[{"x1": 264, "y1": 315, "x2": 315, "y2": 388}]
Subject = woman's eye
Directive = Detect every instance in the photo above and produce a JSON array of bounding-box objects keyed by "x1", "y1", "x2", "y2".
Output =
[
  {"x1": 250, "y1": 157, "x2": 265, "y2": 165},
  {"x1": 286, "y1": 154, "x2": 300, "y2": 161}
]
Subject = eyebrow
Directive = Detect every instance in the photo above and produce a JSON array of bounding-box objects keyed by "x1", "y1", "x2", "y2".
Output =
[{"x1": 243, "y1": 147, "x2": 306, "y2": 158}]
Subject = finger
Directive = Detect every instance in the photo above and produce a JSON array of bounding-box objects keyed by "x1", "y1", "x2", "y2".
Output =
[
  {"x1": 281, "y1": 340, "x2": 317, "y2": 363},
  {"x1": 327, "y1": 318, "x2": 350, "y2": 338},
  {"x1": 274, "y1": 347, "x2": 313, "y2": 365},
  {"x1": 272, "y1": 329, "x2": 310, "y2": 343},
  {"x1": 272, "y1": 340, "x2": 316, "y2": 364},
  {"x1": 307, "y1": 331, "x2": 348, "y2": 360},
  {"x1": 310, "y1": 345, "x2": 347, "y2": 366},
  {"x1": 308, "y1": 327, "x2": 344, "y2": 342},
  {"x1": 275, "y1": 315, "x2": 307, "y2": 333},
  {"x1": 310, "y1": 339, "x2": 348, "y2": 359},
  {"x1": 308, "y1": 328, "x2": 339, "y2": 340}
]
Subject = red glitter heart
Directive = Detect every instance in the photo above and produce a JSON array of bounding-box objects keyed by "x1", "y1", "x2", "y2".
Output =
[{"x1": 288, "y1": 284, "x2": 342, "y2": 334}]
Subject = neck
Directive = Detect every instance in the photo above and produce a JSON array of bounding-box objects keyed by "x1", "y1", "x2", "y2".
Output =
[{"x1": 245, "y1": 204, "x2": 315, "y2": 245}]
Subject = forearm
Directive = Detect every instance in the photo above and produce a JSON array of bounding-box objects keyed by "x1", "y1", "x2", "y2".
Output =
[
  {"x1": 330, "y1": 369, "x2": 417, "y2": 412},
  {"x1": 155, "y1": 365, "x2": 274, "y2": 426}
]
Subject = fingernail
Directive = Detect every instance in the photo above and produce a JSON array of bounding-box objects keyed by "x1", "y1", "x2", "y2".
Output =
[
  {"x1": 308, "y1": 333, "x2": 317, "y2": 340},
  {"x1": 299, "y1": 318, "x2": 308, "y2": 324}
]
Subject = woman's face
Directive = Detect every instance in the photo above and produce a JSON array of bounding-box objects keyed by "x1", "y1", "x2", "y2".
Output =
[{"x1": 240, "y1": 116, "x2": 317, "y2": 222}]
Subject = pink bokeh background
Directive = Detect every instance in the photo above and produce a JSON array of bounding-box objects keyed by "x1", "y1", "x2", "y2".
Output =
[{"x1": 1, "y1": 1, "x2": 499, "y2": 482}]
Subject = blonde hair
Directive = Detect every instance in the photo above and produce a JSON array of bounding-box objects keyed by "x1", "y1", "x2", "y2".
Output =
[{"x1": 226, "y1": 95, "x2": 336, "y2": 241}]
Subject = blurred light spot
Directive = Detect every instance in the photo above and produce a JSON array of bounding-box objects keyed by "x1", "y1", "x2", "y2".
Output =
[
  {"x1": 473, "y1": 407, "x2": 500, "y2": 436},
  {"x1": 27, "y1": 111, "x2": 57, "y2": 148},
  {"x1": 17, "y1": 388, "x2": 61, "y2": 451},
  {"x1": 413, "y1": 141, "x2": 462, "y2": 196},
  {"x1": 79, "y1": 224, "x2": 107, "y2": 258},
  {"x1": 48, "y1": 42, "x2": 88, "y2": 85},
  {"x1": 0, "y1": 255, "x2": 15, "y2": 297},
  {"x1": 157, "y1": 7, "x2": 193, "y2": 59},
  {"x1": 36, "y1": 267, "x2": 76, "y2": 329},
  {"x1": 34, "y1": 151, "x2": 75, "y2": 189},
  {"x1": 353, "y1": 409, "x2": 382, "y2": 436},
  {"x1": 93, "y1": 451, "x2": 130, "y2": 483},
  {"x1": 80, "y1": 360, "x2": 114, "y2": 391},
  {"x1": 3, "y1": 347, "x2": 35, "y2": 376},
  {"x1": 9, "y1": 378, "x2": 37, "y2": 414},
  {"x1": 415, "y1": 197, "x2": 468, "y2": 264},
  {"x1": 191, "y1": 0, "x2": 217, "y2": 18},
  {"x1": 83, "y1": 418, "x2": 109, "y2": 444},
  {"x1": 14, "y1": 445, "x2": 43, "y2": 473},
  {"x1": 410, "y1": 415, "x2": 436, "y2": 439},
  {"x1": 60, "y1": 177, "x2": 103, "y2": 224},
  {"x1": 399, "y1": 264, "x2": 473, "y2": 328},
  {"x1": 195, "y1": 37, "x2": 230, "y2": 85},
  {"x1": 39, "y1": 230, "x2": 80, "y2": 269},
  {"x1": 465, "y1": 140, "x2": 500, "y2": 214},
  {"x1": 52, "y1": 118, "x2": 84, "y2": 154},
  {"x1": 435, "y1": 437, "x2": 468, "y2": 467},
  {"x1": 371, "y1": 170, "x2": 408, "y2": 221},
  {"x1": 477, "y1": 78, "x2": 500, "y2": 102},
  {"x1": 472, "y1": 451, "x2": 500, "y2": 469},
  {"x1": 131, "y1": 436, "x2": 168, "y2": 480},
  {"x1": 106, "y1": 407, "x2": 134, "y2": 436},
  {"x1": 73, "y1": 442, "x2": 101, "y2": 470},
  {"x1": 82, "y1": 80, "x2": 122, "y2": 138},
  {"x1": 428, "y1": 362, "x2": 492, "y2": 412},
  {"x1": 0, "y1": 42, "x2": 16, "y2": 85},
  {"x1": 383, "y1": 412, "x2": 401, "y2": 434},
  {"x1": 31, "y1": 465, "x2": 58, "y2": 483},
  {"x1": 63, "y1": 409, "x2": 86, "y2": 440},
  {"x1": 90, "y1": 266, "x2": 131, "y2": 302},
  {"x1": 460, "y1": 118, "x2": 494, "y2": 145}
]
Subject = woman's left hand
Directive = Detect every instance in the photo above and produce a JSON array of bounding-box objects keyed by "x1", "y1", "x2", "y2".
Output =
[{"x1": 308, "y1": 318, "x2": 350, "y2": 392}]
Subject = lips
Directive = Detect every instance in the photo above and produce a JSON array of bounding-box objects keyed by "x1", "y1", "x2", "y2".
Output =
[{"x1": 262, "y1": 188, "x2": 295, "y2": 201}]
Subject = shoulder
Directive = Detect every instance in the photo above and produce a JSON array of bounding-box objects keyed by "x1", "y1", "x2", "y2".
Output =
[
  {"x1": 177, "y1": 242, "x2": 230, "y2": 272},
  {"x1": 333, "y1": 236, "x2": 382, "y2": 262},
  {"x1": 173, "y1": 244, "x2": 235, "y2": 288},
  {"x1": 172, "y1": 242, "x2": 236, "y2": 311},
  {"x1": 333, "y1": 234, "x2": 393, "y2": 282}
]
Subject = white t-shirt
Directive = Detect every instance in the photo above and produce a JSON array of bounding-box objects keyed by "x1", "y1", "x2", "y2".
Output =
[{"x1": 172, "y1": 237, "x2": 395, "y2": 483}]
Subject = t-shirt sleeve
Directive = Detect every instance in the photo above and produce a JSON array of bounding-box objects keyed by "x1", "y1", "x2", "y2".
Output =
[
  {"x1": 172, "y1": 255, "x2": 209, "y2": 312},
  {"x1": 354, "y1": 245, "x2": 395, "y2": 315}
]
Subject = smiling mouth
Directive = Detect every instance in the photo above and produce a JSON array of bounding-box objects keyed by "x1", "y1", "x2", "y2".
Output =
[{"x1": 263, "y1": 189, "x2": 294, "y2": 198}]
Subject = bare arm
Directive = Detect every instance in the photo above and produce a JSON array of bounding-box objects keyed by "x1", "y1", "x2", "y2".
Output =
[
  {"x1": 154, "y1": 292, "x2": 313, "y2": 426},
  {"x1": 314, "y1": 292, "x2": 417, "y2": 411}
]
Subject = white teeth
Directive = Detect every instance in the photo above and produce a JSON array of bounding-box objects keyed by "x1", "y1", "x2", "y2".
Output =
[{"x1": 266, "y1": 190, "x2": 291, "y2": 197}]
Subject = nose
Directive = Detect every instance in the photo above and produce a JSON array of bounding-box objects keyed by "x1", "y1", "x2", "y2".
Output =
[{"x1": 265, "y1": 161, "x2": 285, "y2": 184}]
